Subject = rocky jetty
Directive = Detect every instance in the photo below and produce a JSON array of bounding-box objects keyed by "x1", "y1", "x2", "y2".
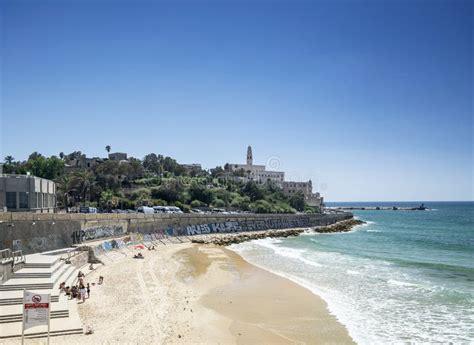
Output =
[
  {"x1": 313, "y1": 218, "x2": 366, "y2": 233},
  {"x1": 191, "y1": 218, "x2": 366, "y2": 246},
  {"x1": 191, "y1": 228, "x2": 304, "y2": 246}
]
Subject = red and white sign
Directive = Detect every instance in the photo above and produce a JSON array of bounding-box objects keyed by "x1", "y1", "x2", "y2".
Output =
[{"x1": 23, "y1": 290, "x2": 50, "y2": 330}]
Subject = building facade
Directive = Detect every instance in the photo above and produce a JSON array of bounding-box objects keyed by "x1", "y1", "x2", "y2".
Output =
[
  {"x1": 282, "y1": 180, "x2": 324, "y2": 208},
  {"x1": 108, "y1": 152, "x2": 128, "y2": 161},
  {"x1": 227, "y1": 146, "x2": 285, "y2": 185},
  {"x1": 0, "y1": 174, "x2": 57, "y2": 213},
  {"x1": 227, "y1": 146, "x2": 324, "y2": 209}
]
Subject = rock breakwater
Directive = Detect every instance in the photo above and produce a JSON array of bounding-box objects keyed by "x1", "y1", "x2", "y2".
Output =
[
  {"x1": 191, "y1": 228, "x2": 304, "y2": 246},
  {"x1": 314, "y1": 218, "x2": 366, "y2": 233},
  {"x1": 191, "y1": 218, "x2": 366, "y2": 245}
]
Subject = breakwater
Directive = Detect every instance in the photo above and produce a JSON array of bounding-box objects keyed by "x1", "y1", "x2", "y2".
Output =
[
  {"x1": 192, "y1": 228, "x2": 305, "y2": 246},
  {"x1": 314, "y1": 218, "x2": 366, "y2": 233},
  {"x1": 0, "y1": 212, "x2": 352, "y2": 254},
  {"x1": 191, "y1": 218, "x2": 366, "y2": 246}
]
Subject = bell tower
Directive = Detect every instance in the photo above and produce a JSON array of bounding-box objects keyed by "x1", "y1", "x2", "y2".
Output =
[{"x1": 246, "y1": 145, "x2": 253, "y2": 166}]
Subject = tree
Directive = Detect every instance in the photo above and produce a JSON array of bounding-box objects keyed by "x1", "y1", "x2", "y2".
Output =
[
  {"x1": 251, "y1": 200, "x2": 272, "y2": 213},
  {"x1": 28, "y1": 152, "x2": 43, "y2": 161},
  {"x1": 241, "y1": 181, "x2": 264, "y2": 201},
  {"x1": 99, "y1": 190, "x2": 119, "y2": 211},
  {"x1": 289, "y1": 192, "x2": 305, "y2": 212},
  {"x1": 188, "y1": 183, "x2": 213, "y2": 205},
  {"x1": 69, "y1": 170, "x2": 95, "y2": 204},
  {"x1": 4, "y1": 156, "x2": 14, "y2": 164},
  {"x1": 210, "y1": 166, "x2": 224, "y2": 178},
  {"x1": 143, "y1": 153, "x2": 161, "y2": 175},
  {"x1": 105, "y1": 145, "x2": 111, "y2": 154},
  {"x1": 150, "y1": 180, "x2": 182, "y2": 203},
  {"x1": 25, "y1": 155, "x2": 64, "y2": 180},
  {"x1": 59, "y1": 152, "x2": 64, "y2": 160}
]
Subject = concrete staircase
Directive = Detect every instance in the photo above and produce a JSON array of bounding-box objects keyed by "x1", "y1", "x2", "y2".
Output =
[{"x1": 0, "y1": 251, "x2": 84, "y2": 339}]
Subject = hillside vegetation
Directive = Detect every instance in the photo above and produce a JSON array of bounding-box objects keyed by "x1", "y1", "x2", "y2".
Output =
[{"x1": 2, "y1": 151, "x2": 318, "y2": 214}]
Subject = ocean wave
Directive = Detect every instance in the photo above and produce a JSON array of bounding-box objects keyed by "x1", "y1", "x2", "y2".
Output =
[
  {"x1": 346, "y1": 270, "x2": 361, "y2": 275},
  {"x1": 387, "y1": 279, "x2": 421, "y2": 288},
  {"x1": 366, "y1": 229, "x2": 381, "y2": 233},
  {"x1": 229, "y1": 242, "x2": 474, "y2": 344},
  {"x1": 251, "y1": 238, "x2": 323, "y2": 267}
]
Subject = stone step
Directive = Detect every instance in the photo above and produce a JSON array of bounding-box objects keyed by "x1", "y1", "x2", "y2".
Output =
[
  {"x1": 0, "y1": 265, "x2": 77, "y2": 291},
  {"x1": 0, "y1": 311, "x2": 69, "y2": 324},
  {"x1": 0, "y1": 318, "x2": 83, "y2": 339},
  {"x1": 0, "y1": 295, "x2": 60, "y2": 306},
  {"x1": 14, "y1": 261, "x2": 66, "y2": 279}
]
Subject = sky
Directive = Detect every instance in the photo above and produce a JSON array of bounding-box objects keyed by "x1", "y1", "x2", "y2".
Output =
[{"x1": 1, "y1": 0, "x2": 472, "y2": 201}]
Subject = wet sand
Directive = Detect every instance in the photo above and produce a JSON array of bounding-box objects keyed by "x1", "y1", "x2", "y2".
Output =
[{"x1": 4, "y1": 243, "x2": 354, "y2": 344}]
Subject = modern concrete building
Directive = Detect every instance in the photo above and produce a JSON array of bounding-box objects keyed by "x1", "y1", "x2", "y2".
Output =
[{"x1": 0, "y1": 174, "x2": 57, "y2": 213}]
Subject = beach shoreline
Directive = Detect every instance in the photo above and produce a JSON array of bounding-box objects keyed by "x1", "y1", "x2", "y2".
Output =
[{"x1": 1, "y1": 241, "x2": 355, "y2": 344}]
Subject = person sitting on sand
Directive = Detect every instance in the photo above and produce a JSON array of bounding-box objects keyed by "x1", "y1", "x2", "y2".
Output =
[
  {"x1": 98, "y1": 276, "x2": 104, "y2": 285},
  {"x1": 71, "y1": 286, "x2": 78, "y2": 299},
  {"x1": 133, "y1": 252, "x2": 144, "y2": 259},
  {"x1": 65, "y1": 286, "x2": 71, "y2": 296},
  {"x1": 59, "y1": 282, "x2": 66, "y2": 292},
  {"x1": 89, "y1": 263, "x2": 94, "y2": 270}
]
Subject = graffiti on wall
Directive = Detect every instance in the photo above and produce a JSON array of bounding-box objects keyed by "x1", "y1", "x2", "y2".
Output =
[
  {"x1": 72, "y1": 225, "x2": 125, "y2": 244},
  {"x1": 184, "y1": 217, "x2": 311, "y2": 236}
]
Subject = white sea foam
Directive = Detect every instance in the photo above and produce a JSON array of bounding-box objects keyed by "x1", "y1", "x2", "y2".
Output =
[
  {"x1": 346, "y1": 270, "x2": 361, "y2": 275},
  {"x1": 228, "y1": 236, "x2": 473, "y2": 344},
  {"x1": 250, "y1": 238, "x2": 323, "y2": 267}
]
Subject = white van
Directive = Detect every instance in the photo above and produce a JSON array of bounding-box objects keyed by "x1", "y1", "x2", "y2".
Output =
[
  {"x1": 137, "y1": 206, "x2": 154, "y2": 214},
  {"x1": 168, "y1": 206, "x2": 183, "y2": 214},
  {"x1": 153, "y1": 206, "x2": 167, "y2": 213}
]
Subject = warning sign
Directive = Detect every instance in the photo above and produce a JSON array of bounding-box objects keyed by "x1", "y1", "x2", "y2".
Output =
[{"x1": 23, "y1": 290, "x2": 50, "y2": 330}]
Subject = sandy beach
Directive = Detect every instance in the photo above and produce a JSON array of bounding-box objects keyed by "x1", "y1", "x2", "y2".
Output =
[{"x1": 3, "y1": 242, "x2": 354, "y2": 344}]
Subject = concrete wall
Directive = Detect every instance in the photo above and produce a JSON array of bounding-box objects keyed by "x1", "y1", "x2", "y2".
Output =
[{"x1": 0, "y1": 212, "x2": 352, "y2": 255}]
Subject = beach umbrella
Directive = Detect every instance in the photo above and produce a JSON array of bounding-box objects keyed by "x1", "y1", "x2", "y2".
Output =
[{"x1": 134, "y1": 244, "x2": 145, "y2": 250}]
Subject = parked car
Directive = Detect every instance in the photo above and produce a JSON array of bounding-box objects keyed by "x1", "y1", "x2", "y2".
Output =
[
  {"x1": 137, "y1": 206, "x2": 154, "y2": 214},
  {"x1": 212, "y1": 208, "x2": 229, "y2": 214},
  {"x1": 153, "y1": 206, "x2": 167, "y2": 214},
  {"x1": 167, "y1": 206, "x2": 183, "y2": 214},
  {"x1": 79, "y1": 206, "x2": 97, "y2": 214},
  {"x1": 191, "y1": 208, "x2": 205, "y2": 214}
]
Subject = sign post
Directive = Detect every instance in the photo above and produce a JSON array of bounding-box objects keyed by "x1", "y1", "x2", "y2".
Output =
[{"x1": 22, "y1": 290, "x2": 51, "y2": 344}]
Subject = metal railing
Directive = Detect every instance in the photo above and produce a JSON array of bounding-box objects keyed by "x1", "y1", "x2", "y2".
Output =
[
  {"x1": 11, "y1": 250, "x2": 25, "y2": 263},
  {"x1": 0, "y1": 249, "x2": 12, "y2": 263}
]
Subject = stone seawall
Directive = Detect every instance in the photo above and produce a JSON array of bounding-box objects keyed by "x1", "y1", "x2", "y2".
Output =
[{"x1": 0, "y1": 212, "x2": 352, "y2": 254}]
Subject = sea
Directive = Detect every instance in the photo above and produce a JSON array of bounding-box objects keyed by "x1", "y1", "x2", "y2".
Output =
[{"x1": 229, "y1": 201, "x2": 474, "y2": 344}]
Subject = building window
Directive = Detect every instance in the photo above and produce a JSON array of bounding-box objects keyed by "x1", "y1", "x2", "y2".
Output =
[
  {"x1": 19, "y1": 192, "x2": 29, "y2": 209},
  {"x1": 6, "y1": 192, "x2": 16, "y2": 209}
]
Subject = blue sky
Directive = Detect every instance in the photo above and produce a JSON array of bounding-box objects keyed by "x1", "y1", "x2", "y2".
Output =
[{"x1": 1, "y1": 0, "x2": 472, "y2": 201}]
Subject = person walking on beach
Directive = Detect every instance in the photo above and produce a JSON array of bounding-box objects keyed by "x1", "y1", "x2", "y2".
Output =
[{"x1": 87, "y1": 283, "x2": 91, "y2": 298}]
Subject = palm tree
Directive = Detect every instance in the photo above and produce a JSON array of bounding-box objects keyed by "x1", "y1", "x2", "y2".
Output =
[
  {"x1": 4, "y1": 156, "x2": 14, "y2": 164},
  {"x1": 69, "y1": 171, "x2": 95, "y2": 204},
  {"x1": 105, "y1": 145, "x2": 111, "y2": 155}
]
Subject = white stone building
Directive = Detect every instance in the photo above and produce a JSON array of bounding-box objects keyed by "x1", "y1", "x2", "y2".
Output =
[
  {"x1": 227, "y1": 146, "x2": 285, "y2": 185},
  {"x1": 227, "y1": 146, "x2": 324, "y2": 209}
]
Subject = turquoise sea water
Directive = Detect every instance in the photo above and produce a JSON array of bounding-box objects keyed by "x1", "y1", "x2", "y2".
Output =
[{"x1": 229, "y1": 202, "x2": 474, "y2": 343}]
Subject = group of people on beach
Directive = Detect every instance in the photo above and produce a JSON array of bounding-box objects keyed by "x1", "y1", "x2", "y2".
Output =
[{"x1": 59, "y1": 270, "x2": 104, "y2": 303}]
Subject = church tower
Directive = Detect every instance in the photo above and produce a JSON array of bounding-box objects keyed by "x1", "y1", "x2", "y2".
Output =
[{"x1": 247, "y1": 145, "x2": 253, "y2": 166}]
